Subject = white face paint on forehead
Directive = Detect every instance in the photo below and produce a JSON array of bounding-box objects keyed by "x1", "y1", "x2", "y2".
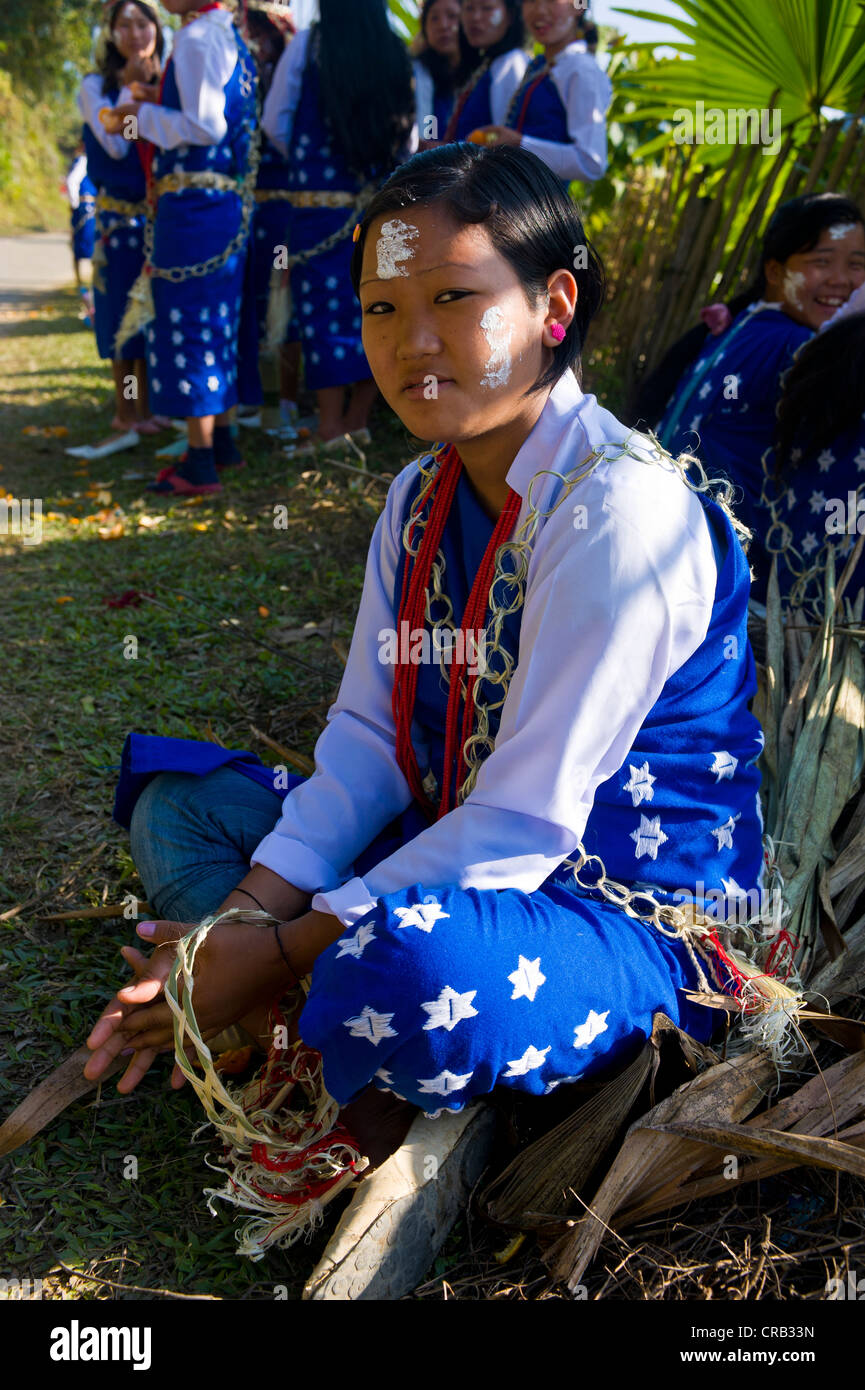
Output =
[
  {"x1": 376, "y1": 219, "x2": 420, "y2": 279},
  {"x1": 828, "y1": 222, "x2": 859, "y2": 241},
  {"x1": 480, "y1": 305, "x2": 514, "y2": 389},
  {"x1": 783, "y1": 268, "x2": 806, "y2": 309}
]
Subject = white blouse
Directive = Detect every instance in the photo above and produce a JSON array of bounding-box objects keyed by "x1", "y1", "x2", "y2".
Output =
[
  {"x1": 134, "y1": 8, "x2": 238, "y2": 151},
  {"x1": 78, "y1": 73, "x2": 136, "y2": 161},
  {"x1": 486, "y1": 48, "x2": 530, "y2": 125},
  {"x1": 518, "y1": 43, "x2": 612, "y2": 184},
  {"x1": 251, "y1": 372, "x2": 719, "y2": 926}
]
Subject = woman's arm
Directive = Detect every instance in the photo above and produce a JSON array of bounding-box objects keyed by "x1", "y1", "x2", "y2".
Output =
[
  {"x1": 78, "y1": 74, "x2": 131, "y2": 160},
  {"x1": 519, "y1": 53, "x2": 612, "y2": 183},
  {"x1": 135, "y1": 23, "x2": 236, "y2": 150},
  {"x1": 261, "y1": 27, "x2": 309, "y2": 158},
  {"x1": 489, "y1": 48, "x2": 530, "y2": 125},
  {"x1": 309, "y1": 441, "x2": 719, "y2": 927}
]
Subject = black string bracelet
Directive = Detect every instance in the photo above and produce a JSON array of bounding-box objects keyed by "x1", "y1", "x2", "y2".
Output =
[{"x1": 234, "y1": 886, "x2": 269, "y2": 913}]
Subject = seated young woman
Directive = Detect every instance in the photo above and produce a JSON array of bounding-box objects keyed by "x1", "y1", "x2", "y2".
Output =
[{"x1": 84, "y1": 145, "x2": 766, "y2": 1180}]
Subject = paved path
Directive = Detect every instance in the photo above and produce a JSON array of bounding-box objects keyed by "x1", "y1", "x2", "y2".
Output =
[{"x1": 0, "y1": 233, "x2": 74, "y2": 298}]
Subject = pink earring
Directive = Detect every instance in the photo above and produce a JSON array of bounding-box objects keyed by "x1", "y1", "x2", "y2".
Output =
[{"x1": 550, "y1": 323, "x2": 566, "y2": 343}]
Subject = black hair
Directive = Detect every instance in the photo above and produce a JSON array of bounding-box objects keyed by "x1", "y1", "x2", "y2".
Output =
[
  {"x1": 246, "y1": 10, "x2": 289, "y2": 98},
  {"x1": 454, "y1": 1, "x2": 526, "y2": 86},
  {"x1": 316, "y1": 0, "x2": 415, "y2": 178},
  {"x1": 98, "y1": 0, "x2": 164, "y2": 96},
  {"x1": 350, "y1": 143, "x2": 605, "y2": 392},
  {"x1": 632, "y1": 190, "x2": 865, "y2": 427},
  {"x1": 416, "y1": 0, "x2": 458, "y2": 95},
  {"x1": 774, "y1": 312, "x2": 865, "y2": 474}
]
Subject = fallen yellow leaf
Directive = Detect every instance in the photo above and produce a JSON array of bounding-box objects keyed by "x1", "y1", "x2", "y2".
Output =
[{"x1": 56, "y1": 596, "x2": 74, "y2": 604}]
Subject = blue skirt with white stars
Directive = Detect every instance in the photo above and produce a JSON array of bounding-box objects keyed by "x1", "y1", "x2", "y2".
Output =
[
  {"x1": 289, "y1": 206, "x2": 370, "y2": 392},
  {"x1": 147, "y1": 190, "x2": 248, "y2": 420},
  {"x1": 93, "y1": 210, "x2": 146, "y2": 362}
]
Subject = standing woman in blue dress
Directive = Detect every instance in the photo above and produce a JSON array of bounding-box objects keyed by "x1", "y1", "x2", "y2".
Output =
[
  {"x1": 443, "y1": 0, "x2": 528, "y2": 143},
  {"x1": 413, "y1": 0, "x2": 461, "y2": 144},
  {"x1": 78, "y1": 1, "x2": 166, "y2": 446},
  {"x1": 472, "y1": 0, "x2": 611, "y2": 186},
  {"x1": 262, "y1": 0, "x2": 415, "y2": 450},
  {"x1": 102, "y1": 0, "x2": 259, "y2": 496},
  {"x1": 658, "y1": 194, "x2": 865, "y2": 539}
]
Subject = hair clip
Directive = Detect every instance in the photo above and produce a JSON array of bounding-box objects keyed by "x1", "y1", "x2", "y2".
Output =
[{"x1": 352, "y1": 224, "x2": 362, "y2": 243}]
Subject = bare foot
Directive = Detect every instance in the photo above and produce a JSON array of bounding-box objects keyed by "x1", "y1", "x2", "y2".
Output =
[{"x1": 340, "y1": 1086, "x2": 417, "y2": 1169}]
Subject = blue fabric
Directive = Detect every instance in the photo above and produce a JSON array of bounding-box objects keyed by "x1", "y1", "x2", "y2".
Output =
[
  {"x1": 433, "y1": 84, "x2": 454, "y2": 138},
  {"x1": 284, "y1": 45, "x2": 372, "y2": 390},
  {"x1": 750, "y1": 428, "x2": 865, "y2": 609},
  {"x1": 658, "y1": 306, "x2": 812, "y2": 537},
  {"x1": 83, "y1": 92, "x2": 147, "y2": 361},
  {"x1": 506, "y1": 56, "x2": 568, "y2": 143},
  {"x1": 453, "y1": 66, "x2": 494, "y2": 138},
  {"x1": 147, "y1": 29, "x2": 256, "y2": 418},
  {"x1": 72, "y1": 176, "x2": 97, "y2": 261}
]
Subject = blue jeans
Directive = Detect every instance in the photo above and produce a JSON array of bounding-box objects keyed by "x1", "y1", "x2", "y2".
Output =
[{"x1": 130, "y1": 766, "x2": 287, "y2": 921}]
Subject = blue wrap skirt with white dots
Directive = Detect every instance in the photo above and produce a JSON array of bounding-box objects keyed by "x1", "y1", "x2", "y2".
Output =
[
  {"x1": 147, "y1": 189, "x2": 247, "y2": 420},
  {"x1": 289, "y1": 206, "x2": 370, "y2": 393}
]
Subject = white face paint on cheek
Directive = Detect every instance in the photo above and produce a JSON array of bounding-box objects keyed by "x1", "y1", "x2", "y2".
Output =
[
  {"x1": 829, "y1": 223, "x2": 858, "y2": 241},
  {"x1": 375, "y1": 219, "x2": 420, "y2": 279},
  {"x1": 783, "y1": 269, "x2": 806, "y2": 310},
  {"x1": 488, "y1": 6, "x2": 504, "y2": 24},
  {"x1": 480, "y1": 306, "x2": 514, "y2": 389}
]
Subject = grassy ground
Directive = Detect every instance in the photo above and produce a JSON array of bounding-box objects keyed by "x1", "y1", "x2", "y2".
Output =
[{"x1": 2, "y1": 288, "x2": 862, "y2": 1305}]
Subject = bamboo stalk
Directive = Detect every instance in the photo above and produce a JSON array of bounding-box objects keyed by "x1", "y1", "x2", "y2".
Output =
[
  {"x1": 801, "y1": 118, "x2": 845, "y2": 195},
  {"x1": 825, "y1": 97, "x2": 865, "y2": 190}
]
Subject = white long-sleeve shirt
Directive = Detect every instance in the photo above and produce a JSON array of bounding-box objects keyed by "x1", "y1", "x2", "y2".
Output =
[
  {"x1": 78, "y1": 73, "x2": 137, "y2": 160},
  {"x1": 135, "y1": 8, "x2": 237, "y2": 151},
  {"x1": 487, "y1": 48, "x2": 530, "y2": 124},
  {"x1": 518, "y1": 43, "x2": 612, "y2": 183},
  {"x1": 251, "y1": 372, "x2": 719, "y2": 926}
]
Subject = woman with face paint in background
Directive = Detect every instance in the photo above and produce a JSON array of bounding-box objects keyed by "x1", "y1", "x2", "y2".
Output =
[
  {"x1": 100, "y1": 0, "x2": 260, "y2": 495},
  {"x1": 413, "y1": 0, "x2": 461, "y2": 144},
  {"x1": 657, "y1": 193, "x2": 865, "y2": 545},
  {"x1": 470, "y1": 0, "x2": 612, "y2": 186},
  {"x1": 76, "y1": 1, "x2": 166, "y2": 450},
  {"x1": 89, "y1": 153, "x2": 770, "y2": 1272},
  {"x1": 262, "y1": 0, "x2": 415, "y2": 450},
  {"x1": 443, "y1": 0, "x2": 529, "y2": 142}
]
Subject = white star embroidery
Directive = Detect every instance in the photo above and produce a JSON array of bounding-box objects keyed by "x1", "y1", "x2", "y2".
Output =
[
  {"x1": 855, "y1": 449, "x2": 865, "y2": 473},
  {"x1": 688, "y1": 414, "x2": 703, "y2": 432},
  {"x1": 179, "y1": 380, "x2": 191, "y2": 395},
  {"x1": 786, "y1": 487, "x2": 797, "y2": 510},
  {"x1": 174, "y1": 353, "x2": 186, "y2": 368},
  {"x1": 800, "y1": 531, "x2": 819, "y2": 555},
  {"x1": 335, "y1": 920, "x2": 376, "y2": 960},
  {"x1": 200, "y1": 308, "x2": 210, "y2": 321},
  {"x1": 151, "y1": 379, "x2": 161, "y2": 393},
  {"x1": 393, "y1": 899, "x2": 449, "y2": 933},
  {"x1": 817, "y1": 449, "x2": 836, "y2": 473},
  {"x1": 698, "y1": 381, "x2": 713, "y2": 400},
  {"x1": 343, "y1": 1005, "x2": 398, "y2": 1046},
  {"x1": 172, "y1": 330, "x2": 183, "y2": 345},
  {"x1": 623, "y1": 761, "x2": 656, "y2": 806},
  {"x1": 375, "y1": 1067, "x2": 394, "y2": 1086},
  {"x1": 207, "y1": 375, "x2": 220, "y2": 392},
  {"x1": 204, "y1": 351, "x2": 216, "y2": 366},
  {"x1": 710, "y1": 751, "x2": 738, "y2": 781},
  {"x1": 809, "y1": 490, "x2": 826, "y2": 514},
  {"x1": 218, "y1": 302, "x2": 229, "y2": 317},
  {"x1": 573, "y1": 1009, "x2": 610, "y2": 1049},
  {"x1": 202, "y1": 329, "x2": 212, "y2": 342},
  {"x1": 790, "y1": 447, "x2": 803, "y2": 463},
  {"x1": 420, "y1": 985, "x2": 478, "y2": 1032},
  {"x1": 712, "y1": 814, "x2": 740, "y2": 851},
  {"x1": 721, "y1": 876, "x2": 748, "y2": 900},
  {"x1": 630, "y1": 814, "x2": 668, "y2": 860},
  {"x1": 503, "y1": 1044, "x2": 550, "y2": 1078},
  {"x1": 545, "y1": 1075, "x2": 581, "y2": 1094},
  {"x1": 508, "y1": 955, "x2": 546, "y2": 1002},
  {"x1": 170, "y1": 308, "x2": 181, "y2": 323},
  {"x1": 417, "y1": 1069, "x2": 473, "y2": 1096}
]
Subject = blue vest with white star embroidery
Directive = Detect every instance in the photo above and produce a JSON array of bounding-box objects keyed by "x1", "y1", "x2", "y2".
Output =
[
  {"x1": 396, "y1": 470, "x2": 766, "y2": 911},
  {"x1": 505, "y1": 55, "x2": 569, "y2": 143},
  {"x1": 151, "y1": 28, "x2": 256, "y2": 185}
]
